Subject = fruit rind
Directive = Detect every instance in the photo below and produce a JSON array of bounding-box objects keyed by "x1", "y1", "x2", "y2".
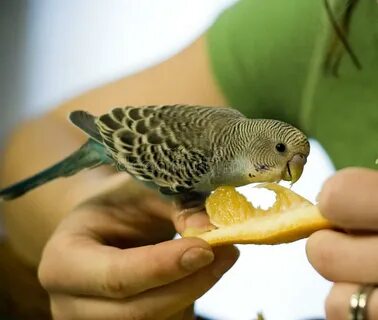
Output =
[
  {"x1": 192, "y1": 184, "x2": 332, "y2": 246},
  {"x1": 197, "y1": 204, "x2": 331, "y2": 245}
]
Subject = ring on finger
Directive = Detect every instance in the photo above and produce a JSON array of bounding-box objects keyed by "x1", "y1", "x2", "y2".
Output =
[{"x1": 349, "y1": 284, "x2": 377, "y2": 320}]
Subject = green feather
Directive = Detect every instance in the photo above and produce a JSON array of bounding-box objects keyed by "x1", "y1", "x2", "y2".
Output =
[{"x1": 0, "y1": 139, "x2": 111, "y2": 201}]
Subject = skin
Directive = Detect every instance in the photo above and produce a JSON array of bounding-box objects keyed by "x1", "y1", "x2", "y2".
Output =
[
  {"x1": 0, "y1": 33, "x2": 377, "y2": 318},
  {"x1": 38, "y1": 175, "x2": 239, "y2": 319},
  {"x1": 306, "y1": 168, "x2": 378, "y2": 320}
]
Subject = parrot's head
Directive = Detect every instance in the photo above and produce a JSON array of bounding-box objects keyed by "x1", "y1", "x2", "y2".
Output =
[{"x1": 245, "y1": 119, "x2": 310, "y2": 185}]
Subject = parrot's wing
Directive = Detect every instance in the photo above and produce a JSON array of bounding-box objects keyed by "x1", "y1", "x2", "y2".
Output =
[
  {"x1": 69, "y1": 110, "x2": 103, "y2": 143},
  {"x1": 95, "y1": 105, "x2": 244, "y2": 193}
]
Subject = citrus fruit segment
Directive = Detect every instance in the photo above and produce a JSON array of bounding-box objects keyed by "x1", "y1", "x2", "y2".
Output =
[{"x1": 194, "y1": 183, "x2": 331, "y2": 246}]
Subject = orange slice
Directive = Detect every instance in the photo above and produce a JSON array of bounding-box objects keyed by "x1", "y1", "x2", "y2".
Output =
[{"x1": 194, "y1": 183, "x2": 331, "y2": 246}]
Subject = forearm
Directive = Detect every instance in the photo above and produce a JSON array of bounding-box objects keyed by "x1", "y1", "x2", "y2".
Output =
[{"x1": 0, "y1": 35, "x2": 226, "y2": 266}]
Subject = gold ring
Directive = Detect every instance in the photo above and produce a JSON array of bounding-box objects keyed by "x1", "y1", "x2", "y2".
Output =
[{"x1": 349, "y1": 284, "x2": 376, "y2": 320}]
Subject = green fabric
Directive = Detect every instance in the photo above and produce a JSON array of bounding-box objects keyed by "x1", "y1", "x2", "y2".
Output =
[{"x1": 207, "y1": 0, "x2": 378, "y2": 169}]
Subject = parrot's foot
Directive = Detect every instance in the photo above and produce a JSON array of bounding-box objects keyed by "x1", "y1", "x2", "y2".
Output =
[
  {"x1": 175, "y1": 191, "x2": 215, "y2": 236},
  {"x1": 175, "y1": 191, "x2": 209, "y2": 211}
]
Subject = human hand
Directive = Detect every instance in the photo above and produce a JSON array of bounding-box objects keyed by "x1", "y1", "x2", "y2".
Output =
[
  {"x1": 38, "y1": 174, "x2": 239, "y2": 320},
  {"x1": 306, "y1": 168, "x2": 378, "y2": 319}
]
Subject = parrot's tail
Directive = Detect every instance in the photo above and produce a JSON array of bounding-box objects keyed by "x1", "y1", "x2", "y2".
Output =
[{"x1": 0, "y1": 139, "x2": 112, "y2": 202}]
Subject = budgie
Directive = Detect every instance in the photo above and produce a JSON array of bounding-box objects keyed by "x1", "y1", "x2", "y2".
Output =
[{"x1": 0, "y1": 105, "x2": 310, "y2": 209}]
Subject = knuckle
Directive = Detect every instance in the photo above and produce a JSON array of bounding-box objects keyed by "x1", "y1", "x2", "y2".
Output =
[
  {"x1": 50, "y1": 302, "x2": 65, "y2": 320},
  {"x1": 306, "y1": 232, "x2": 337, "y2": 281},
  {"x1": 318, "y1": 176, "x2": 340, "y2": 219},
  {"x1": 37, "y1": 261, "x2": 51, "y2": 289},
  {"x1": 127, "y1": 312, "x2": 150, "y2": 320},
  {"x1": 319, "y1": 168, "x2": 356, "y2": 220},
  {"x1": 38, "y1": 242, "x2": 60, "y2": 290},
  {"x1": 102, "y1": 260, "x2": 130, "y2": 298},
  {"x1": 117, "y1": 306, "x2": 152, "y2": 320},
  {"x1": 146, "y1": 249, "x2": 170, "y2": 279},
  {"x1": 49, "y1": 295, "x2": 71, "y2": 320},
  {"x1": 325, "y1": 286, "x2": 344, "y2": 320}
]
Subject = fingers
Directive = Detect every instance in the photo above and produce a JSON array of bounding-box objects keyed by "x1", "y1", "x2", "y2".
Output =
[
  {"x1": 49, "y1": 246, "x2": 239, "y2": 320},
  {"x1": 91, "y1": 173, "x2": 214, "y2": 235},
  {"x1": 307, "y1": 230, "x2": 378, "y2": 283},
  {"x1": 39, "y1": 235, "x2": 216, "y2": 299},
  {"x1": 325, "y1": 283, "x2": 378, "y2": 320},
  {"x1": 126, "y1": 246, "x2": 238, "y2": 315},
  {"x1": 318, "y1": 168, "x2": 378, "y2": 230}
]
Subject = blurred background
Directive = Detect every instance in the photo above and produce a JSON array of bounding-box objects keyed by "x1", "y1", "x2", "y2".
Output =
[{"x1": 0, "y1": 1, "x2": 334, "y2": 319}]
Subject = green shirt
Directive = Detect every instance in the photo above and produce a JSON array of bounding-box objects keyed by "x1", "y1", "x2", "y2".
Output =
[{"x1": 207, "y1": 0, "x2": 378, "y2": 169}]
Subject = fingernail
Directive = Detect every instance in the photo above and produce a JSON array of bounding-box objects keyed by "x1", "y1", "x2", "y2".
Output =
[
  {"x1": 212, "y1": 259, "x2": 237, "y2": 279},
  {"x1": 180, "y1": 247, "x2": 214, "y2": 272}
]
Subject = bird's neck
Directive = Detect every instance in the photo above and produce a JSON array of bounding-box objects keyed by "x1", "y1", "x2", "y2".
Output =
[
  {"x1": 212, "y1": 118, "x2": 254, "y2": 159},
  {"x1": 208, "y1": 119, "x2": 255, "y2": 187}
]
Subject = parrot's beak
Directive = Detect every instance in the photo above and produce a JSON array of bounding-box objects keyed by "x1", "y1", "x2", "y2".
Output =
[{"x1": 283, "y1": 154, "x2": 307, "y2": 184}]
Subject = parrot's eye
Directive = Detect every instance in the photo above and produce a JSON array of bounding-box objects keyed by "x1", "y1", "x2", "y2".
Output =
[{"x1": 275, "y1": 143, "x2": 286, "y2": 153}]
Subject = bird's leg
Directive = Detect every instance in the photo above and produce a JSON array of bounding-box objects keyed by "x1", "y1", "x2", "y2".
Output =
[
  {"x1": 174, "y1": 191, "x2": 215, "y2": 236},
  {"x1": 176, "y1": 191, "x2": 209, "y2": 213}
]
